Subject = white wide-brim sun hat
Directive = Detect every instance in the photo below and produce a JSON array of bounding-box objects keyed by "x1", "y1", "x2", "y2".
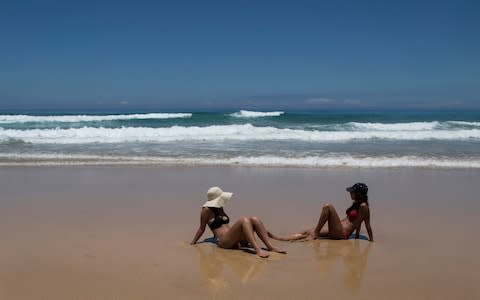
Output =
[{"x1": 202, "y1": 186, "x2": 233, "y2": 208}]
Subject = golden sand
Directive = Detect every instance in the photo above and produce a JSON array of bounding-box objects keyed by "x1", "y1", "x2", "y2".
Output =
[{"x1": 0, "y1": 166, "x2": 479, "y2": 299}]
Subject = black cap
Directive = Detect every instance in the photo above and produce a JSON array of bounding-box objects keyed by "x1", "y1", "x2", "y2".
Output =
[{"x1": 346, "y1": 183, "x2": 368, "y2": 194}]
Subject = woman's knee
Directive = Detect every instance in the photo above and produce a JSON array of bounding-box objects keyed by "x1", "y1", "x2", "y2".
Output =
[
  {"x1": 240, "y1": 216, "x2": 251, "y2": 224},
  {"x1": 249, "y1": 216, "x2": 260, "y2": 223},
  {"x1": 323, "y1": 203, "x2": 332, "y2": 210},
  {"x1": 322, "y1": 203, "x2": 336, "y2": 215}
]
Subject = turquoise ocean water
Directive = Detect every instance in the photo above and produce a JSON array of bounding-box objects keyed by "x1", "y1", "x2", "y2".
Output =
[{"x1": 0, "y1": 110, "x2": 479, "y2": 168}]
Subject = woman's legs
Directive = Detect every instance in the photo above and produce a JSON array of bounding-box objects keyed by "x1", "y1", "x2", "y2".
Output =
[
  {"x1": 268, "y1": 203, "x2": 344, "y2": 242},
  {"x1": 268, "y1": 229, "x2": 314, "y2": 241},
  {"x1": 218, "y1": 217, "x2": 270, "y2": 258},
  {"x1": 249, "y1": 217, "x2": 287, "y2": 253},
  {"x1": 314, "y1": 203, "x2": 344, "y2": 239},
  {"x1": 217, "y1": 217, "x2": 286, "y2": 257}
]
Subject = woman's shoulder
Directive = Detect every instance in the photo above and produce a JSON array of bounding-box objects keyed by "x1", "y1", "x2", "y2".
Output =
[
  {"x1": 359, "y1": 203, "x2": 370, "y2": 212},
  {"x1": 201, "y1": 207, "x2": 212, "y2": 215}
]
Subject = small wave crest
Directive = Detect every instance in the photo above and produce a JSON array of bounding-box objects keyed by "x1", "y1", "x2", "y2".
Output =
[
  {"x1": 349, "y1": 121, "x2": 440, "y2": 131},
  {"x1": 229, "y1": 110, "x2": 284, "y2": 118},
  {"x1": 0, "y1": 113, "x2": 192, "y2": 123}
]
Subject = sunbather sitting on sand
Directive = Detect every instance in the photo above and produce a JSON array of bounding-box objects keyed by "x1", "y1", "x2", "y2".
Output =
[
  {"x1": 268, "y1": 183, "x2": 373, "y2": 242},
  {"x1": 191, "y1": 186, "x2": 287, "y2": 258}
]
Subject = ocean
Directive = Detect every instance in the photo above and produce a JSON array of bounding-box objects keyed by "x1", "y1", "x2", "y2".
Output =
[{"x1": 0, "y1": 109, "x2": 479, "y2": 168}]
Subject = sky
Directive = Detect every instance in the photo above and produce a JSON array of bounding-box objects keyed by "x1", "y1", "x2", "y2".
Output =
[{"x1": 0, "y1": 0, "x2": 479, "y2": 111}]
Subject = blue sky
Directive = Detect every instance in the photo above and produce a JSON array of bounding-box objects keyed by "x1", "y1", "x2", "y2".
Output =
[{"x1": 1, "y1": 0, "x2": 479, "y2": 110}]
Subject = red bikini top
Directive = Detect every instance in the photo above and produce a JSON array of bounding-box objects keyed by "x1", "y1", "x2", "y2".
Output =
[{"x1": 347, "y1": 209, "x2": 359, "y2": 220}]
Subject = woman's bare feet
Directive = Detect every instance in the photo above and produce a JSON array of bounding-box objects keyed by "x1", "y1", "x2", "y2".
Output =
[
  {"x1": 257, "y1": 250, "x2": 270, "y2": 258},
  {"x1": 270, "y1": 247, "x2": 287, "y2": 254}
]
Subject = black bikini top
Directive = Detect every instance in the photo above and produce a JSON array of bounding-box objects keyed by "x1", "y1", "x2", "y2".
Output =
[{"x1": 207, "y1": 207, "x2": 230, "y2": 230}]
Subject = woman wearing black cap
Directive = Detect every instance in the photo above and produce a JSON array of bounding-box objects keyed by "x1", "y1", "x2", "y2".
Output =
[{"x1": 269, "y1": 183, "x2": 373, "y2": 242}]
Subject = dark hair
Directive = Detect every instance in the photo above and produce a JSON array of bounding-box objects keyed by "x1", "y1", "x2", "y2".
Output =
[{"x1": 346, "y1": 192, "x2": 369, "y2": 214}]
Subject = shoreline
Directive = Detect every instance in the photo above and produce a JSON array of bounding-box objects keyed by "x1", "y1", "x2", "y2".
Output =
[{"x1": 1, "y1": 157, "x2": 480, "y2": 170}]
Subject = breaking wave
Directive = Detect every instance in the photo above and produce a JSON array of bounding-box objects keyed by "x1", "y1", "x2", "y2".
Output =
[
  {"x1": 0, "y1": 113, "x2": 192, "y2": 123},
  {"x1": 1, "y1": 124, "x2": 479, "y2": 144},
  {"x1": 229, "y1": 110, "x2": 284, "y2": 118}
]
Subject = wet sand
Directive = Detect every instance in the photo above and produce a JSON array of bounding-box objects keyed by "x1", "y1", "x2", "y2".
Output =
[{"x1": 0, "y1": 166, "x2": 479, "y2": 299}]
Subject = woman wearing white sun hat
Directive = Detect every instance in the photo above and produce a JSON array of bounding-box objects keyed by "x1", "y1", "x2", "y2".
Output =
[{"x1": 191, "y1": 186, "x2": 286, "y2": 258}]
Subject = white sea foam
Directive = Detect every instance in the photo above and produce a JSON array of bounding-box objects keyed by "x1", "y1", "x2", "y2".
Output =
[
  {"x1": 1, "y1": 153, "x2": 479, "y2": 169},
  {"x1": 0, "y1": 113, "x2": 192, "y2": 123},
  {"x1": 229, "y1": 110, "x2": 284, "y2": 118},
  {"x1": 1, "y1": 124, "x2": 480, "y2": 144},
  {"x1": 349, "y1": 122, "x2": 440, "y2": 131}
]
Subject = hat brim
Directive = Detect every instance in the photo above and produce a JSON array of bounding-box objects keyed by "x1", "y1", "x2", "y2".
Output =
[{"x1": 202, "y1": 192, "x2": 233, "y2": 208}]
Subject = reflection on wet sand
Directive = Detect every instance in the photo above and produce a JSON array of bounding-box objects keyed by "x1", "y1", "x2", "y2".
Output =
[
  {"x1": 194, "y1": 244, "x2": 267, "y2": 295},
  {"x1": 313, "y1": 239, "x2": 372, "y2": 289}
]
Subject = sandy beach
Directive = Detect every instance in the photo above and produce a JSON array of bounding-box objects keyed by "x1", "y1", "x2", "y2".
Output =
[{"x1": 0, "y1": 165, "x2": 479, "y2": 299}]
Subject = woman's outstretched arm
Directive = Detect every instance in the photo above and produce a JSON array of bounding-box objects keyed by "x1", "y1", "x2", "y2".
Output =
[
  {"x1": 191, "y1": 208, "x2": 209, "y2": 245},
  {"x1": 360, "y1": 204, "x2": 373, "y2": 242}
]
